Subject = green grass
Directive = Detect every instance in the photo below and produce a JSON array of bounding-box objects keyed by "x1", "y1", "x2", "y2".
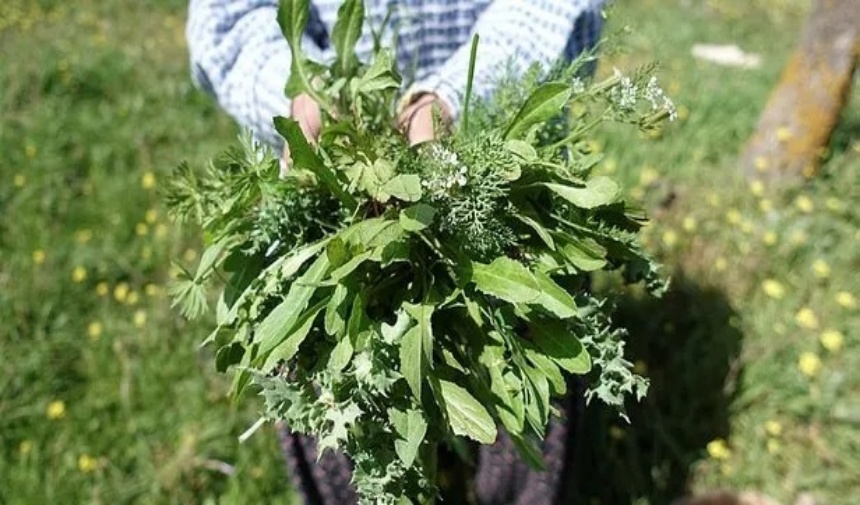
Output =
[{"x1": 1, "y1": 0, "x2": 857, "y2": 504}]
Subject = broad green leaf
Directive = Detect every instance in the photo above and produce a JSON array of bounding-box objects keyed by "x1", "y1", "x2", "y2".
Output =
[
  {"x1": 400, "y1": 303, "x2": 434, "y2": 402},
  {"x1": 532, "y1": 271, "x2": 578, "y2": 319},
  {"x1": 195, "y1": 238, "x2": 231, "y2": 281},
  {"x1": 274, "y1": 117, "x2": 356, "y2": 207},
  {"x1": 400, "y1": 203, "x2": 436, "y2": 232},
  {"x1": 557, "y1": 236, "x2": 607, "y2": 272},
  {"x1": 215, "y1": 342, "x2": 245, "y2": 373},
  {"x1": 504, "y1": 82, "x2": 572, "y2": 140},
  {"x1": 352, "y1": 49, "x2": 401, "y2": 96},
  {"x1": 324, "y1": 283, "x2": 350, "y2": 337},
  {"x1": 481, "y1": 346, "x2": 524, "y2": 434},
  {"x1": 439, "y1": 380, "x2": 497, "y2": 444},
  {"x1": 515, "y1": 215, "x2": 555, "y2": 250},
  {"x1": 382, "y1": 174, "x2": 423, "y2": 202},
  {"x1": 261, "y1": 300, "x2": 325, "y2": 372},
  {"x1": 278, "y1": 0, "x2": 331, "y2": 108},
  {"x1": 381, "y1": 310, "x2": 411, "y2": 344},
  {"x1": 389, "y1": 408, "x2": 427, "y2": 468},
  {"x1": 278, "y1": 240, "x2": 330, "y2": 279},
  {"x1": 505, "y1": 139, "x2": 538, "y2": 161},
  {"x1": 328, "y1": 334, "x2": 354, "y2": 372},
  {"x1": 472, "y1": 257, "x2": 542, "y2": 304},
  {"x1": 329, "y1": 251, "x2": 373, "y2": 281},
  {"x1": 529, "y1": 320, "x2": 592, "y2": 374},
  {"x1": 326, "y1": 237, "x2": 350, "y2": 268},
  {"x1": 523, "y1": 365, "x2": 550, "y2": 433},
  {"x1": 255, "y1": 254, "x2": 330, "y2": 357},
  {"x1": 525, "y1": 347, "x2": 566, "y2": 395},
  {"x1": 331, "y1": 0, "x2": 364, "y2": 77},
  {"x1": 346, "y1": 292, "x2": 368, "y2": 344},
  {"x1": 544, "y1": 176, "x2": 620, "y2": 209}
]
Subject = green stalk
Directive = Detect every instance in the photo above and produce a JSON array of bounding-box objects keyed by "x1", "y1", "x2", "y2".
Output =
[{"x1": 461, "y1": 35, "x2": 480, "y2": 134}]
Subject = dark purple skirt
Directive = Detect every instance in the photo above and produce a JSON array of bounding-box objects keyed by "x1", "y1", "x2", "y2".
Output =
[{"x1": 278, "y1": 381, "x2": 584, "y2": 505}]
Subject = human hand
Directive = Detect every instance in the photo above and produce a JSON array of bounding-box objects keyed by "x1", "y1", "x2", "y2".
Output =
[
  {"x1": 397, "y1": 93, "x2": 452, "y2": 146},
  {"x1": 281, "y1": 93, "x2": 322, "y2": 176}
]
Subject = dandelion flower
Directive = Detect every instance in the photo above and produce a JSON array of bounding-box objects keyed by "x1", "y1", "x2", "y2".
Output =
[
  {"x1": 715, "y1": 257, "x2": 727, "y2": 272},
  {"x1": 640, "y1": 166, "x2": 659, "y2": 186},
  {"x1": 145, "y1": 208, "x2": 158, "y2": 224},
  {"x1": 759, "y1": 199, "x2": 773, "y2": 213},
  {"x1": 133, "y1": 310, "x2": 147, "y2": 328},
  {"x1": 776, "y1": 126, "x2": 792, "y2": 142},
  {"x1": 825, "y1": 197, "x2": 844, "y2": 213},
  {"x1": 14, "y1": 174, "x2": 26, "y2": 187},
  {"x1": 819, "y1": 330, "x2": 844, "y2": 353},
  {"x1": 836, "y1": 291, "x2": 856, "y2": 309},
  {"x1": 72, "y1": 266, "x2": 87, "y2": 283},
  {"x1": 812, "y1": 260, "x2": 830, "y2": 279},
  {"x1": 145, "y1": 284, "x2": 160, "y2": 297},
  {"x1": 764, "y1": 420, "x2": 783, "y2": 437},
  {"x1": 126, "y1": 291, "x2": 139, "y2": 305},
  {"x1": 706, "y1": 439, "x2": 731, "y2": 460},
  {"x1": 767, "y1": 439, "x2": 780, "y2": 455},
  {"x1": 726, "y1": 209, "x2": 741, "y2": 225},
  {"x1": 32, "y1": 249, "x2": 46, "y2": 265},
  {"x1": 141, "y1": 171, "x2": 156, "y2": 189},
  {"x1": 682, "y1": 216, "x2": 697, "y2": 232},
  {"x1": 47, "y1": 400, "x2": 66, "y2": 420},
  {"x1": 795, "y1": 307, "x2": 819, "y2": 330},
  {"x1": 798, "y1": 352, "x2": 822, "y2": 378},
  {"x1": 749, "y1": 180, "x2": 765, "y2": 197},
  {"x1": 19, "y1": 440, "x2": 32, "y2": 455},
  {"x1": 135, "y1": 223, "x2": 149, "y2": 236},
  {"x1": 78, "y1": 454, "x2": 98, "y2": 473},
  {"x1": 154, "y1": 224, "x2": 168, "y2": 239},
  {"x1": 96, "y1": 282, "x2": 109, "y2": 297},
  {"x1": 661, "y1": 229, "x2": 678, "y2": 248},
  {"x1": 183, "y1": 249, "x2": 198, "y2": 263},
  {"x1": 762, "y1": 279, "x2": 785, "y2": 299},
  {"x1": 113, "y1": 282, "x2": 129, "y2": 303},
  {"x1": 795, "y1": 195, "x2": 814, "y2": 213},
  {"x1": 763, "y1": 231, "x2": 778, "y2": 246},
  {"x1": 87, "y1": 321, "x2": 103, "y2": 340},
  {"x1": 754, "y1": 157, "x2": 769, "y2": 172}
]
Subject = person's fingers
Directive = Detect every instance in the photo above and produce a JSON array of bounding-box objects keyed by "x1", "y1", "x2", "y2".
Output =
[
  {"x1": 291, "y1": 93, "x2": 322, "y2": 144},
  {"x1": 399, "y1": 95, "x2": 452, "y2": 146}
]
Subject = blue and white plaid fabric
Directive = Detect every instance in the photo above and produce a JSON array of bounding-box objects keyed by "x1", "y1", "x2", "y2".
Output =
[{"x1": 187, "y1": 0, "x2": 605, "y2": 147}]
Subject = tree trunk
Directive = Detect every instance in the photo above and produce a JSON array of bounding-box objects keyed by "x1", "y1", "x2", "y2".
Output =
[{"x1": 738, "y1": 0, "x2": 859, "y2": 184}]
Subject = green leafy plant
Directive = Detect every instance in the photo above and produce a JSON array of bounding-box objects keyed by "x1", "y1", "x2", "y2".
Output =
[{"x1": 165, "y1": 0, "x2": 675, "y2": 503}]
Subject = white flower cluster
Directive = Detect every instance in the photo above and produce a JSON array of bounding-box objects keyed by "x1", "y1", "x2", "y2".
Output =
[
  {"x1": 644, "y1": 76, "x2": 677, "y2": 122},
  {"x1": 421, "y1": 144, "x2": 469, "y2": 197}
]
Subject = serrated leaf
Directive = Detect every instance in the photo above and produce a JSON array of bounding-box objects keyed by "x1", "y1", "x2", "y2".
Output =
[
  {"x1": 532, "y1": 271, "x2": 578, "y2": 319},
  {"x1": 331, "y1": 0, "x2": 364, "y2": 77},
  {"x1": 352, "y1": 49, "x2": 401, "y2": 96},
  {"x1": 382, "y1": 174, "x2": 423, "y2": 202},
  {"x1": 399, "y1": 303, "x2": 434, "y2": 402},
  {"x1": 261, "y1": 300, "x2": 325, "y2": 372},
  {"x1": 389, "y1": 408, "x2": 427, "y2": 468},
  {"x1": 439, "y1": 380, "x2": 497, "y2": 444},
  {"x1": 544, "y1": 176, "x2": 620, "y2": 209},
  {"x1": 505, "y1": 139, "x2": 538, "y2": 161},
  {"x1": 400, "y1": 203, "x2": 436, "y2": 232},
  {"x1": 328, "y1": 335, "x2": 354, "y2": 372},
  {"x1": 556, "y1": 236, "x2": 608, "y2": 272},
  {"x1": 530, "y1": 320, "x2": 591, "y2": 374},
  {"x1": 472, "y1": 257, "x2": 542, "y2": 304},
  {"x1": 525, "y1": 348, "x2": 566, "y2": 395},
  {"x1": 504, "y1": 82, "x2": 572, "y2": 140},
  {"x1": 324, "y1": 283, "x2": 350, "y2": 337},
  {"x1": 515, "y1": 214, "x2": 555, "y2": 250},
  {"x1": 255, "y1": 254, "x2": 330, "y2": 357}
]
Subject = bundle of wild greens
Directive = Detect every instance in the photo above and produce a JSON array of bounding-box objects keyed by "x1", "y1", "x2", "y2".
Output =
[{"x1": 166, "y1": 0, "x2": 674, "y2": 503}]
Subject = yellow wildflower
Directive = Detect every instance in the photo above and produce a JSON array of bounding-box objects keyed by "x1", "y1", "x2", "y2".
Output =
[
  {"x1": 47, "y1": 400, "x2": 66, "y2": 420},
  {"x1": 789, "y1": 230, "x2": 807, "y2": 245},
  {"x1": 662, "y1": 229, "x2": 678, "y2": 248},
  {"x1": 135, "y1": 223, "x2": 149, "y2": 236},
  {"x1": 144, "y1": 284, "x2": 160, "y2": 297},
  {"x1": 682, "y1": 216, "x2": 697, "y2": 232},
  {"x1": 87, "y1": 321, "x2": 103, "y2": 340},
  {"x1": 72, "y1": 266, "x2": 87, "y2": 283},
  {"x1": 113, "y1": 282, "x2": 129, "y2": 302},
  {"x1": 714, "y1": 257, "x2": 727, "y2": 272},
  {"x1": 25, "y1": 143, "x2": 37, "y2": 158},
  {"x1": 141, "y1": 171, "x2": 156, "y2": 189},
  {"x1": 140, "y1": 246, "x2": 152, "y2": 261},
  {"x1": 836, "y1": 291, "x2": 856, "y2": 309},
  {"x1": 795, "y1": 307, "x2": 819, "y2": 330},
  {"x1": 726, "y1": 209, "x2": 741, "y2": 225},
  {"x1": 14, "y1": 174, "x2": 26, "y2": 187},
  {"x1": 145, "y1": 208, "x2": 158, "y2": 224},
  {"x1": 819, "y1": 330, "x2": 844, "y2": 353},
  {"x1": 776, "y1": 126, "x2": 792, "y2": 142},
  {"x1": 133, "y1": 310, "x2": 147, "y2": 328},
  {"x1": 759, "y1": 199, "x2": 773, "y2": 213},
  {"x1": 32, "y1": 249, "x2": 46, "y2": 265},
  {"x1": 96, "y1": 282, "x2": 109, "y2": 297},
  {"x1": 75, "y1": 229, "x2": 92, "y2": 244},
  {"x1": 812, "y1": 260, "x2": 830, "y2": 279},
  {"x1": 78, "y1": 454, "x2": 98, "y2": 473},
  {"x1": 707, "y1": 193, "x2": 721, "y2": 207},
  {"x1": 749, "y1": 180, "x2": 765, "y2": 197},
  {"x1": 603, "y1": 158, "x2": 617, "y2": 174},
  {"x1": 763, "y1": 231, "x2": 778, "y2": 246},
  {"x1": 19, "y1": 440, "x2": 33, "y2": 455},
  {"x1": 764, "y1": 420, "x2": 783, "y2": 437},
  {"x1": 754, "y1": 157, "x2": 769, "y2": 172},
  {"x1": 183, "y1": 249, "x2": 198, "y2": 263},
  {"x1": 739, "y1": 220, "x2": 753, "y2": 235},
  {"x1": 825, "y1": 197, "x2": 844, "y2": 213},
  {"x1": 798, "y1": 352, "x2": 822, "y2": 378},
  {"x1": 795, "y1": 195, "x2": 814, "y2": 213},
  {"x1": 720, "y1": 463, "x2": 734, "y2": 476},
  {"x1": 762, "y1": 279, "x2": 785, "y2": 299},
  {"x1": 154, "y1": 223, "x2": 168, "y2": 239},
  {"x1": 640, "y1": 166, "x2": 660, "y2": 186},
  {"x1": 126, "y1": 291, "x2": 139, "y2": 305},
  {"x1": 706, "y1": 439, "x2": 731, "y2": 460},
  {"x1": 767, "y1": 439, "x2": 781, "y2": 455}
]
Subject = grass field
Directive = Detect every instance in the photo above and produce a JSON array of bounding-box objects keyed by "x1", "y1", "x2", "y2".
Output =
[{"x1": 1, "y1": 0, "x2": 857, "y2": 504}]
